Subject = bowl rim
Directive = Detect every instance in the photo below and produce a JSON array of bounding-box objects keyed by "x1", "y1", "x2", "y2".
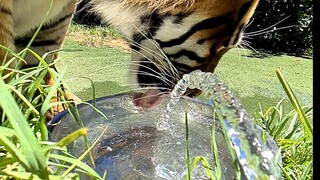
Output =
[{"x1": 47, "y1": 92, "x2": 213, "y2": 132}]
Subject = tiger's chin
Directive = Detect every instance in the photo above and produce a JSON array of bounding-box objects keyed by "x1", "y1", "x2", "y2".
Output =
[{"x1": 132, "y1": 89, "x2": 166, "y2": 111}]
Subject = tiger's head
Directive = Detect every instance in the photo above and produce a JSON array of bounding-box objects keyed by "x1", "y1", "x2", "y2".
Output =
[{"x1": 92, "y1": 0, "x2": 259, "y2": 109}]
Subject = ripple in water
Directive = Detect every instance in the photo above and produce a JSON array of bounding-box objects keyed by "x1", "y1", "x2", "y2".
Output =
[
  {"x1": 158, "y1": 70, "x2": 281, "y2": 179},
  {"x1": 51, "y1": 70, "x2": 281, "y2": 179}
]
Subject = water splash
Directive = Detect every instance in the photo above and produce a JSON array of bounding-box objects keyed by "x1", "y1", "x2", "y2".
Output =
[{"x1": 159, "y1": 70, "x2": 281, "y2": 180}]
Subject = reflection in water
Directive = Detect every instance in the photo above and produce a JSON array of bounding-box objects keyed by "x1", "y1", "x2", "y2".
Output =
[
  {"x1": 51, "y1": 69, "x2": 281, "y2": 179},
  {"x1": 161, "y1": 70, "x2": 281, "y2": 179}
]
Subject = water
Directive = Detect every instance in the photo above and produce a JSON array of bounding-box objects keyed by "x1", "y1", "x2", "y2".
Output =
[
  {"x1": 50, "y1": 70, "x2": 281, "y2": 179},
  {"x1": 159, "y1": 70, "x2": 281, "y2": 179},
  {"x1": 51, "y1": 94, "x2": 238, "y2": 179}
]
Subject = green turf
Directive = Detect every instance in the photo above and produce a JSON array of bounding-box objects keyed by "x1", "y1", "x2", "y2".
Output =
[
  {"x1": 214, "y1": 49, "x2": 312, "y2": 114},
  {"x1": 57, "y1": 40, "x2": 131, "y2": 100},
  {"x1": 58, "y1": 39, "x2": 312, "y2": 115}
]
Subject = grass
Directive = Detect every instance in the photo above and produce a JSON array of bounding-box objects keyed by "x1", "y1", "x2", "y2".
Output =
[
  {"x1": 60, "y1": 24, "x2": 313, "y2": 179},
  {"x1": 184, "y1": 68, "x2": 313, "y2": 179},
  {"x1": 0, "y1": 23, "x2": 313, "y2": 179},
  {"x1": 60, "y1": 25, "x2": 312, "y2": 116},
  {"x1": 0, "y1": 47, "x2": 104, "y2": 179}
]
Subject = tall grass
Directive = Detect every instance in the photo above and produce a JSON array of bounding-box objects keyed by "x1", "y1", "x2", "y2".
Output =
[
  {"x1": 254, "y1": 69, "x2": 313, "y2": 179},
  {"x1": 0, "y1": 45, "x2": 104, "y2": 179},
  {"x1": 1, "y1": 46, "x2": 312, "y2": 179},
  {"x1": 184, "y1": 68, "x2": 313, "y2": 179},
  {"x1": 0, "y1": 18, "x2": 312, "y2": 179}
]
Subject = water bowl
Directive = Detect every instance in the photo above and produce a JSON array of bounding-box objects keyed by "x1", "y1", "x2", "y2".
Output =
[
  {"x1": 50, "y1": 93, "x2": 280, "y2": 179},
  {"x1": 50, "y1": 67, "x2": 281, "y2": 180}
]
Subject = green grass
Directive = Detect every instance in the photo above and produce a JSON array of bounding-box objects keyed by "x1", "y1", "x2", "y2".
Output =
[
  {"x1": 0, "y1": 47, "x2": 104, "y2": 179},
  {"x1": 214, "y1": 49, "x2": 312, "y2": 114},
  {"x1": 58, "y1": 39, "x2": 312, "y2": 116},
  {"x1": 0, "y1": 23, "x2": 313, "y2": 179},
  {"x1": 57, "y1": 40, "x2": 131, "y2": 100},
  {"x1": 57, "y1": 25, "x2": 313, "y2": 179}
]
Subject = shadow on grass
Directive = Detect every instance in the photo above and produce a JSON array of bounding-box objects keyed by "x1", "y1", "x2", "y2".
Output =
[
  {"x1": 242, "y1": 50, "x2": 313, "y2": 60},
  {"x1": 75, "y1": 81, "x2": 130, "y2": 101}
]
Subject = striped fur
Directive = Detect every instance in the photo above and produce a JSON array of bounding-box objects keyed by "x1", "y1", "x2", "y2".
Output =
[
  {"x1": 0, "y1": 0, "x2": 77, "y2": 82},
  {"x1": 1, "y1": 0, "x2": 259, "y2": 109},
  {"x1": 91, "y1": 0, "x2": 259, "y2": 105}
]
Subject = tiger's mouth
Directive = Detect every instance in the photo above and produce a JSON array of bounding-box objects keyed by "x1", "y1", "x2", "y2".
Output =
[
  {"x1": 132, "y1": 89, "x2": 166, "y2": 111},
  {"x1": 132, "y1": 88, "x2": 202, "y2": 111}
]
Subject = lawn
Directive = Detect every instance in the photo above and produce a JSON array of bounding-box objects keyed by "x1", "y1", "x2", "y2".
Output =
[
  {"x1": 57, "y1": 37, "x2": 313, "y2": 116},
  {"x1": 0, "y1": 24, "x2": 313, "y2": 179}
]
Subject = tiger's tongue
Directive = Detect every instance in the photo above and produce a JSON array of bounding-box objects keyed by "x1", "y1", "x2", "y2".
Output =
[{"x1": 132, "y1": 89, "x2": 165, "y2": 111}]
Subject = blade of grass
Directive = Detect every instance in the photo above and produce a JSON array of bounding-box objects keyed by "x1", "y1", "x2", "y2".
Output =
[
  {"x1": 211, "y1": 114, "x2": 222, "y2": 179},
  {"x1": 56, "y1": 128, "x2": 88, "y2": 147},
  {"x1": 0, "y1": 126, "x2": 16, "y2": 137},
  {"x1": 39, "y1": 67, "x2": 68, "y2": 141},
  {"x1": 49, "y1": 154, "x2": 102, "y2": 179},
  {"x1": 6, "y1": 84, "x2": 40, "y2": 115},
  {"x1": 276, "y1": 68, "x2": 312, "y2": 139},
  {"x1": 188, "y1": 156, "x2": 214, "y2": 179},
  {"x1": 0, "y1": 157, "x2": 16, "y2": 167},
  {"x1": 0, "y1": 134, "x2": 29, "y2": 168},
  {"x1": 80, "y1": 77, "x2": 96, "y2": 107},
  {"x1": 61, "y1": 126, "x2": 108, "y2": 178},
  {"x1": 0, "y1": 77, "x2": 48, "y2": 178},
  {"x1": 212, "y1": 100, "x2": 241, "y2": 179},
  {"x1": 300, "y1": 161, "x2": 313, "y2": 179},
  {"x1": 185, "y1": 112, "x2": 191, "y2": 180}
]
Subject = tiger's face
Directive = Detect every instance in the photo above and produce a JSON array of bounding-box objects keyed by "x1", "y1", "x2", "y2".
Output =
[{"x1": 92, "y1": 0, "x2": 259, "y2": 109}]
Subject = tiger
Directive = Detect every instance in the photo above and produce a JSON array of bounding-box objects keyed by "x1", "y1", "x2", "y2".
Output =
[{"x1": 0, "y1": 0, "x2": 259, "y2": 112}]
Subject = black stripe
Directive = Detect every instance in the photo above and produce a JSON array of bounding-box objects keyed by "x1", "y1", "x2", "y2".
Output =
[
  {"x1": 131, "y1": 13, "x2": 165, "y2": 51},
  {"x1": 222, "y1": 2, "x2": 253, "y2": 47},
  {"x1": 41, "y1": 13, "x2": 73, "y2": 31},
  {"x1": 141, "y1": 13, "x2": 166, "y2": 37},
  {"x1": 20, "y1": 64, "x2": 38, "y2": 69},
  {"x1": 131, "y1": 33, "x2": 145, "y2": 51},
  {"x1": 0, "y1": 6, "x2": 12, "y2": 16},
  {"x1": 230, "y1": 24, "x2": 244, "y2": 46},
  {"x1": 172, "y1": 13, "x2": 189, "y2": 24},
  {"x1": 157, "y1": 12, "x2": 233, "y2": 48},
  {"x1": 167, "y1": 49, "x2": 206, "y2": 63},
  {"x1": 137, "y1": 59, "x2": 167, "y2": 88},
  {"x1": 236, "y1": 1, "x2": 254, "y2": 25},
  {"x1": 210, "y1": 41, "x2": 220, "y2": 55},
  {"x1": 15, "y1": 37, "x2": 59, "y2": 47}
]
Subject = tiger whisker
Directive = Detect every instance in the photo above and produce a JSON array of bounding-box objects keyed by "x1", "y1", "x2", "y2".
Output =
[
  {"x1": 238, "y1": 40, "x2": 259, "y2": 54},
  {"x1": 246, "y1": 25, "x2": 296, "y2": 37},
  {"x1": 245, "y1": 15, "x2": 291, "y2": 35},
  {"x1": 144, "y1": 28, "x2": 180, "y2": 78},
  {"x1": 131, "y1": 24, "x2": 180, "y2": 79},
  {"x1": 130, "y1": 70, "x2": 174, "y2": 87},
  {"x1": 129, "y1": 48, "x2": 170, "y2": 76},
  {"x1": 129, "y1": 57, "x2": 173, "y2": 84},
  {"x1": 129, "y1": 47, "x2": 178, "y2": 87}
]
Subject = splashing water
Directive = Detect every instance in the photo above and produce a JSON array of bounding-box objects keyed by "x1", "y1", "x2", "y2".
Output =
[{"x1": 158, "y1": 70, "x2": 282, "y2": 180}]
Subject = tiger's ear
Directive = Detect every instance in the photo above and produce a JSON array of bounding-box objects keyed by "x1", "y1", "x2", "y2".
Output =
[
  {"x1": 227, "y1": 0, "x2": 259, "y2": 47},
  {"x1": 238, "y1": 0, "x2": 259, "y2": 25}
]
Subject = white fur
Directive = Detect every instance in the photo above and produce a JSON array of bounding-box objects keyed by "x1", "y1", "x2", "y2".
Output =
[
  {"x1": 13, "y1": 0, "x2": 72, "y2": 37},
  {"x1": 92, "y1": 1, "x2": 149, "y2": 39}
]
